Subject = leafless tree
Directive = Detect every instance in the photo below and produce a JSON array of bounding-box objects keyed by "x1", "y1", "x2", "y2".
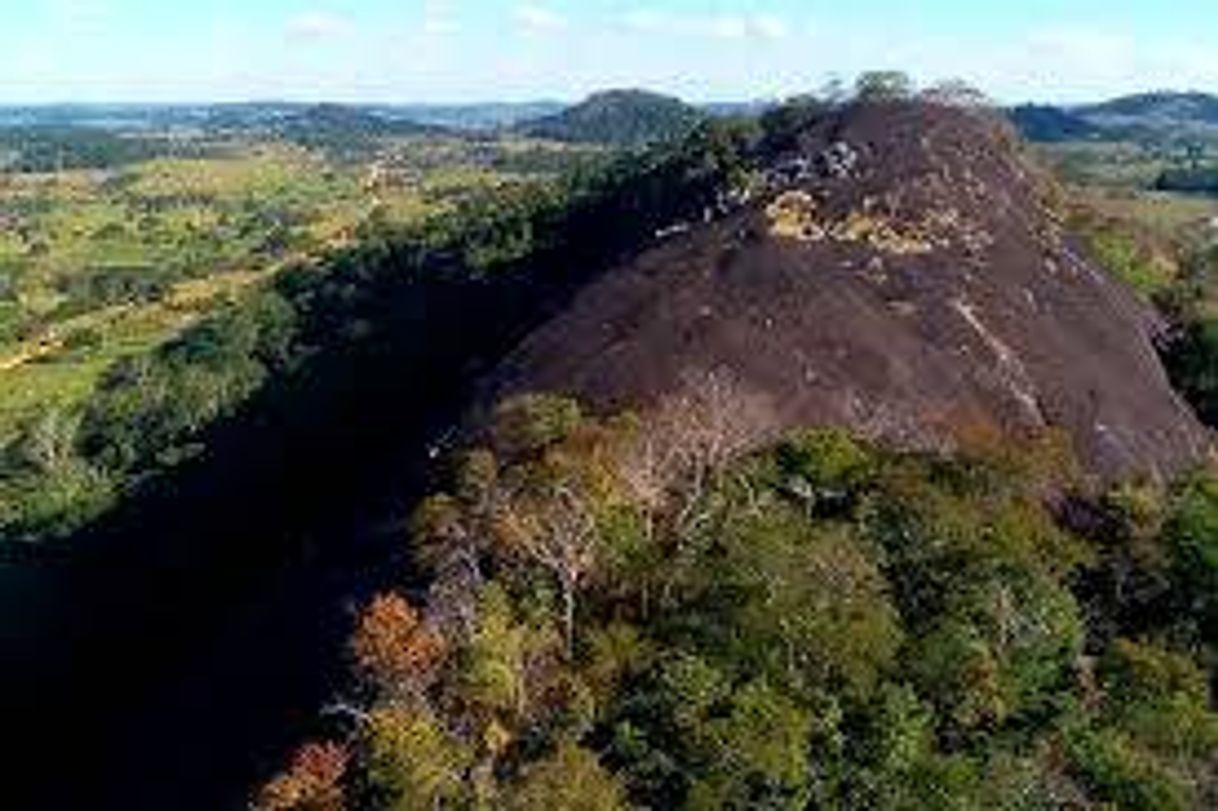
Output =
[
  {"x1": 617, "y1": 368, "x2": 778, "y2": 541},
  {"x1": 920, "y1": 79, "x2": 993, "y2": 109},
  {"x1": 506, "y1": 483, "x2": 600, "y2": 659}
]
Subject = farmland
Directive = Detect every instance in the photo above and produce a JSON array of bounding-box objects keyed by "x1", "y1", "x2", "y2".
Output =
[{"x1": 0, "y1": 130, "x2": 597, "y2": 446}]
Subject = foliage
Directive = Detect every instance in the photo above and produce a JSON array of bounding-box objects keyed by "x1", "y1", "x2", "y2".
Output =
[
  {"x1": 266, "y1": 404, "x2": 1218, "y2": 809},
  {"x1": 2, "y1": 108, "x2": 762, "y2": 542},
  {"x1": 1008, "y1": 104, "x2": 1101, "y2": 143},
  {"x1": 1164, "y1": 318, "x2": 1218, "y2": 425},
  {"x1": 255, "y1": 742, "x2": 349, "y2": 811},
  {"x1": 503, "y1": 740, "x2": 628, "y2": 811},
  {"x1": 0, "y1": 126, "x2": 207, "y2": 172},
  {"x1": 1085, "y1": 228, "x2": 1174, "y2": 298},
  {"x1": 855, "y1": 72, "x2": 915, "y2": 102},
  {"x1": 360, "y1": 709, "x2": 474, "y2": 810},
  {"x1": 1155, "y1": 166, "x2": 1218, "y2": 195},
  {"x1": 522, "y1": 90, "x2": 707, "y2": 148},
  {"x1": 350, "y1": 593, "x2": 447, "y2": 694}
]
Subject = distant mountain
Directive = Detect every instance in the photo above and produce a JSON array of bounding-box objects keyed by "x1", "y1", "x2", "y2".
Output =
[
  {"x1": 377, "y1": 102, "x2": 567, "y2": 131},
  {"x1": 701, "y1": 100, "x2": 778, "y2": 119},
  {"x1": 280, "y1": 103, "x2": 441, "y2": 139},
  {"x1": 1008, "y1": 104, "x2": 1102, "y2": 143},
  {"x1": 1076, "y1": 91, "x2": 1218, "y2": 131},
  {"x1": 519, "y1": 89, "x2": 707, "y2": 147},
  {"x1": 268, "y1": 104, "x2": 447, "y2": 156}
]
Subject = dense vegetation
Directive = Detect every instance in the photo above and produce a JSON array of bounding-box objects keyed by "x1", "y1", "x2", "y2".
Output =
[
  {"x1": 0, "y1": 126, "x2": 210, "y2": 172},
  {"x1": 0, "y1": 122, "x2": 611, "y2": 541},
  {"x1": 255, "y1": 393, "x2": 1218, "y2": 810},
  {"x1": 520, "y1": 90, "x2": 708, "y2": 147},
  {"x1": 1079, "y1": 92, "x2": 1218, "y2": 127},
  {"x1": 273, "y1": 105, "x2": 447, "y2": 161},
  {"x1": 245, "y1": 94, "x2": 1218, "y2": 810},
  {"x1": 1008, "y1": 105, "x2": 1101, "y2": 143},
  {"x1": 1156, "y1": 166, "x2": 1218, "y2": 195},
  {"x1": 0, "y1": 114, "x2": 757, "y2": 542}
]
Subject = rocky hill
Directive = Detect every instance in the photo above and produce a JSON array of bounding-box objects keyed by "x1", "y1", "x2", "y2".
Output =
[
  {"x1": 485, "y1": 102, "x2": 1211, "y2": 481},
  {"x1": 519, "y1": 89, "x2": 706, "y2": 146}
]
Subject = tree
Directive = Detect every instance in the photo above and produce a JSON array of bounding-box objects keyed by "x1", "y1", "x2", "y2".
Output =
[
  {"x1": 361, "y1": 708, "x2": 474, "y2": 811},
  {"x1": 855, "y1": 71, "x2": 915, "y2": 102},
  {"x1": 350, "y1": 593, "x2": 447, "y2": 698},
  {"x1": 499, "y1": 479, "x2": 602, "y2": 659},
  {"x1": 1165, "y1": 474, "x2": 1218, "y2": 624},
  {"x1": 919, "y1": 79, "x2": 991, "y2": 109},
  {"x1": 617, "y1": 369, "x2": 776, "y2": 541},
  {"x1": 255, "y1": 742, "x2": 348, "y2": 811},
  {"x1": 686, "y1": 680, "x2": 813, "y2": 810},
  {"x1": 504, "y1": 740, "x2": 628, "y2": 811},
  {"x1": 455, "y1": 584, "x2": 529, "y2": 719},
  {"x1": 706, "y1": 513, "x2": 903, "y2": 697},
  {"x1": 492, "y1": 393, "x2": 584, "y2": 459}
]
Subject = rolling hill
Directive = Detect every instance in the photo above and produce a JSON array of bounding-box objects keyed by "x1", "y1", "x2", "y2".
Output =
[
  {"x1": 1008, "y1": 103, "x2": 1102, "y2": 142},
  {"x1": 519, "y1": 88, "x2": 707, "y2": 146},
  {"x1": 1078, "y1": 90, "x2": 1218, "y2": 129}
]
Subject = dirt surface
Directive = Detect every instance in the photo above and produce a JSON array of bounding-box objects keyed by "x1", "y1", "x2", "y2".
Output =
[{"x1": 483, "y1": 102, "x2": 1211, "y2": 481}]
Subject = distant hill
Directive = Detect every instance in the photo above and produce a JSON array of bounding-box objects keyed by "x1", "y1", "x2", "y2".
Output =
[
  {"x1": 280, "y1": 103, "x2": 441, "y2": 139},
  {"x1": 519, "y1": 89, "x2": 706, "y2": 146},
  {"x1": 377, "y1": 102, "x2": 567, "y2": 131},
  {"x1": 1077, "y1": 91, "x2": 1218, "y2": 131},
  {"x1": 701, "y1": 99, "x2": 778, "y2": 119},
  {"x1": 1008, "y1": 104, "x2": 1102, "y2": 142},
  {"x1": 270, "y1": 104, "x2": 446, "y2": 156}
]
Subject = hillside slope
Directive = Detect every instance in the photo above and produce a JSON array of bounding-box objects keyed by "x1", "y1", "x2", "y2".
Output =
[
  {"x1": 1078, "y1": 91, "x2": 1218, "y2": 130},
  {"x1": 520, "y1": 89, "x2": 706, "y2": 146},
  {"x1": 486, "y1": 102, "x2": 1210, "y2": 481},
  {"x1": 1008, "y1": 103, "x2": 1102, "y2": 142}
]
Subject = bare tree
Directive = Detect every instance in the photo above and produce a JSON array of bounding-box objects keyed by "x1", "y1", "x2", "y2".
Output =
[
  {"x1": 504, "y1": 483, "x2": 600, "y2": 659},
  {"x1": 618, "y1": 368, "x2": 778, "y2": 541},
  {"x1": 919, "y1": 79, "x2": 993, "y2": 109},
  {"x1": 855, "y1": 71, "x2": 915, "y2": 102}
]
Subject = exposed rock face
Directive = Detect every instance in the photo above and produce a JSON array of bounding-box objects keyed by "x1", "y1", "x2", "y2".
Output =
[{"x1": 484, "y1": 103, "x2": 1211, "y2": 481}]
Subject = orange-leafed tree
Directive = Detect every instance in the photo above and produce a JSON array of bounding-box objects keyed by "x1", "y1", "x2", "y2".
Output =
[
  {"x1": 254, "y1": 741, "x2": 349, "y2": 811},
  {"x1": 351, "y1": 592, "x2": 447, "y2": 696}
]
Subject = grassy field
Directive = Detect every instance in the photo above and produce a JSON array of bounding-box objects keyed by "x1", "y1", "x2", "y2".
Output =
[{"x1": 0, "y1": 133, "x2": 592, "y2": 443}]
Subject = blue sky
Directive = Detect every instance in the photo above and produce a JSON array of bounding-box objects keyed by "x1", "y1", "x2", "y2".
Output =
[{"x1": 2, "y1": 1, "x2": 1216, "y2": 103}]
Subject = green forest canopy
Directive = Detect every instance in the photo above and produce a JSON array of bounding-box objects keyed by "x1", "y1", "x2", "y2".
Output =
[{"x1": 256, "y1": 392, "x2": 1218, "y2": 810}]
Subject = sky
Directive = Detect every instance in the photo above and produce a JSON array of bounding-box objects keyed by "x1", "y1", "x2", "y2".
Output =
[{"x1": 2, "y1": 1, "x2": 1217, "y2": 104}]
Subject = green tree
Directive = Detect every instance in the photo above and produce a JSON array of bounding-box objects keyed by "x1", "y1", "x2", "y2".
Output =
[
  {"x1": 361, "y1": 708, "x2": 474, "y2": 811},
  {"x1": 855, "y1": 71, "x2": 915, "y2": 102},
  {"x1": 503, "y1": 740, "x2": 627, "y2": 811}
]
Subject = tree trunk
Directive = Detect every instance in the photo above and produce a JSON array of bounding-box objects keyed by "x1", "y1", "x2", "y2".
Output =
[{"x1": 562, "y1": 578, "x2": 576, "y2": 661}]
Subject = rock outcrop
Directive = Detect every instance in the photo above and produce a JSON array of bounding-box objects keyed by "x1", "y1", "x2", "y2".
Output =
[{"x1": 484, "y1": 102, "x2": 1211, "y2": 481}]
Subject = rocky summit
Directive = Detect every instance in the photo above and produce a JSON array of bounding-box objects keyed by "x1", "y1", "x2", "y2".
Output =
[{"x1": 485, "y1": 102, "x2": 1211, "y2": 481}]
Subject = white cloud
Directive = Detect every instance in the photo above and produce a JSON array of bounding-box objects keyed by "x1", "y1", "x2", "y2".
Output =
[
  {"x1": 423, "y1": 0, "x2": 459, "y2": 35},
  {"x1": 1025, "y1": 27, "x2": 1134, "y2": 76},
  {"x1": 752, "y1": 15, "x2": 790, "y2": 41},
  {"x1": 621, "y1": 9, "x2": 667, "y2": 33},
  {"x1": 706, "y1": 16, "x2": 750, "y2": 40},
  {"x1": 620, "y1": 10, "x2": 791, "y2": 42},
  {"x1": 48, "y1": 0, "x2": 110, "y2": 38},
  {"x1": 284, "y1": 10, "x2": 354, "y2": 41},
  {"x1": 515, "y1": 4, "x2": 567, "y2": 33}
]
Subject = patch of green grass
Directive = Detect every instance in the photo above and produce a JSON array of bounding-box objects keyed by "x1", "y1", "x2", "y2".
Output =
[
  {"x1": 0, "y1": 305, "x2": 191, "y2": 442},
  {"x1": 1087, "y1": 229, "x2": 1175, "y2": 298}
]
